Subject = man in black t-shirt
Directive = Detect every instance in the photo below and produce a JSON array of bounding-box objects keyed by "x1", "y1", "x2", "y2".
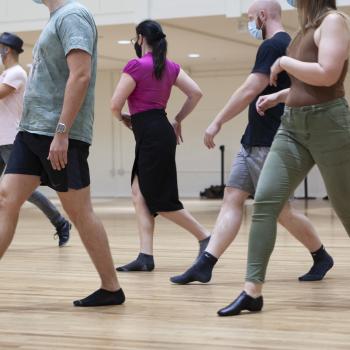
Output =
[{"x1": 171, "y1": 0, "x2": 333, "y2": 285}]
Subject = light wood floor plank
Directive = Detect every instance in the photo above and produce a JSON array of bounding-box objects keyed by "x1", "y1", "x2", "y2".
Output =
[{"x1": 0, "y1": 199, "x2": 349, "y2": 349}]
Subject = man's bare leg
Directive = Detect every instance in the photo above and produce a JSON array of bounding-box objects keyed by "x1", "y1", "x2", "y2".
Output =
[
  {"x1": 58, "y1": 187, "x2": 125, "y2": 306},
  {"x1": 0, "y1": 174, "x2": 40, "y2": 258},
  {"x1": 170, "y1": 187, "x2": 249, "y2": 284}
]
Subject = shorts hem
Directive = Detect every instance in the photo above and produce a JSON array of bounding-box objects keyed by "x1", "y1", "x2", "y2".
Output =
[
  {"x1": 225, "y1": 183, "x2": 254, "y2": 195},
  {"x1": 150, "y1": 204, "x2": 184, "y2": 217},
  {"x1": 47, "y1": 183, "x2": 90, "y2": 193},
  {"x1": 5, "y1": 168, "x2": 41, "y2": 177}
]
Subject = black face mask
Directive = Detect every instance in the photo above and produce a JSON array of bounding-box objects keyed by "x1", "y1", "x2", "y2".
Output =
[{"x1": 134, "y1": 42, "x2": 142, "y2": 58}]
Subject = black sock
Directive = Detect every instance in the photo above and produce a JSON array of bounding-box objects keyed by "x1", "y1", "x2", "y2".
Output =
[
  {"x1": 73, "y1": 288, "x2": 125, "y2": 307},
  {"x1": 170, "y1": 251, "x2": 218, "y2": 284},
  {"x1": 116, "y1": 253, "x2": 155, "y2": 272},
  {"x1": 299, "y1": 245, "x2": 334, "y2": 281},
  {"x1": 198, "y1": 236, "x2": 210, "y2": 257}
]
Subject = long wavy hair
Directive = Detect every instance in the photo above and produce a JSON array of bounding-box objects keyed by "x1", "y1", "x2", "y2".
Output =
[{"x1": 296, "y1": 0, "x2": 337, "y2": 30}]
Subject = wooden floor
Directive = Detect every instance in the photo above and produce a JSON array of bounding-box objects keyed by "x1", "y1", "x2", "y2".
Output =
[{"x1": 1, "y1": 198, "x2": 350, "y2": 349}]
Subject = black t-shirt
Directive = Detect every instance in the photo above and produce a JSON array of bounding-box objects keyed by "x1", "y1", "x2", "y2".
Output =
[{"x1": 241, "y1": 32, "x2": 291, "y2": 147}]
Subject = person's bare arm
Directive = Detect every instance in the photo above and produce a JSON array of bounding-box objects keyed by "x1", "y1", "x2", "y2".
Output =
[
  {"x1": 48, "y1": 49, "x2": 92, "y2": 171},
  {"x1": 204, "y1": 73, "x2": 269, "y2": 149},
  {"x1": 174, "y1": 69, "x2": 203, "y2": 122},
  {"x1": 0, "y1": 84, "x2": 15, "y2": 99},
  {"x1": 172, "y1": 69, "x2": 203, "y2": 144},
  {"x1": 111, "y1": 73, "x2": 136, "y2": 125},
  {"x1": 271, "y1": 14, "x2": 350, "y2": 87}
]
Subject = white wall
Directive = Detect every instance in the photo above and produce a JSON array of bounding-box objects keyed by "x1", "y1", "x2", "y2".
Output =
[{"x1": 0, "y1": 0, "x2": 324, "y2": 32}]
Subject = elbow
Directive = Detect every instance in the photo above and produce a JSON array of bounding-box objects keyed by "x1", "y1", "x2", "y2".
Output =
[
  {"x1": 190, "y1": 88, "x2": 203, "y2": 102},
  {"x1": 73, "y1": 71, "x2": 91, "y2": 87},
  {"x1": 110, "y1": 100, "x2": 121, "y2": 116},
  {"x1": 318, "y1": 69, "x2": 341, "y2": 87},
  {"x1": 322, "y1": 77, "x2": 339, "y2": 87},
  {"x1": 110, "y1": 102, "x2": 119, "y2": 115}
]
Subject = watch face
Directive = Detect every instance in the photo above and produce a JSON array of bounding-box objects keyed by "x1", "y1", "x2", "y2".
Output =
[{"x1": 56, "y1": 123, "x2": 66, "y2": 133}]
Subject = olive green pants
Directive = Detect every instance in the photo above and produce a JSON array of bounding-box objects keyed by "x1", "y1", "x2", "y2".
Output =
[{"x1": 246, "y1": 98, "x2": 350, "y2": 283}]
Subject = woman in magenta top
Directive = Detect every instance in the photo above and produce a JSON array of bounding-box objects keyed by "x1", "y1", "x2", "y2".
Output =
[{"x1": 111, "y1": 20, "x2": 210, "y2": 272}]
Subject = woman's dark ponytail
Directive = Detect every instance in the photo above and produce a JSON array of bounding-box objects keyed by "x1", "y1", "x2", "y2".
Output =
[
  {"x1": 136, "y1": 20, "x2": 168, "y2": 80},
  {"x1": 152, "y1": 35, "x2": 167, "y2": 79}
]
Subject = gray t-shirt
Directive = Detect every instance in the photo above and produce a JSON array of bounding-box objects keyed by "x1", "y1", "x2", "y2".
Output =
[{"x1": 19, "y1": 0, "x2": 97, "y2": 144}]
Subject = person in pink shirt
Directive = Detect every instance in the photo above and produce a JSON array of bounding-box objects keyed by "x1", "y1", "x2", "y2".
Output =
[
  {"x1": 0, "y1": 32, "x2": 71, "y2": 247},
  {"x1": 111, "y1": 20, "x2": 211, "y2": 272}
]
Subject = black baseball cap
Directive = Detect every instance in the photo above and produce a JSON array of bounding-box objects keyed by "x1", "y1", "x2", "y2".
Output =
[{"x1": 0, "y1": 32, "x2": 24, "y2": 54}]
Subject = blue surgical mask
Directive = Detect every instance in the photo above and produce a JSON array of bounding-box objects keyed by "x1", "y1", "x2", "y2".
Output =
[
  {"x1": 248, "y1": 20, "x2": 263, "y2": 40},
  {"x1": 32, "y1": 0, "x2": 43, "y2": 4},
  {"x1": 287, "y1": 0, "x2": 297, "y2": 8}
]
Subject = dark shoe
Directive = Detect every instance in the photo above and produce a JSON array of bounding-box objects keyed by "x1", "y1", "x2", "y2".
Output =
[
  {"x1": 217, "y1": 291, "x2": 263, "y2": 317},
  {"x1": 298, "y1": 254, "x2": 334, "y2": 282},
  {"x1": 54, "y1": 221, "x2": 71, "y2": 247}
]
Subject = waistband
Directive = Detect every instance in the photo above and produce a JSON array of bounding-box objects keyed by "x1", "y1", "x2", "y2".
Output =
[
  {"x1": 131, "y1": 109, "x2": 167, "y2": 119},
  {"x1": 285, "y1": 97, "x2": 348, "y2": 113}
]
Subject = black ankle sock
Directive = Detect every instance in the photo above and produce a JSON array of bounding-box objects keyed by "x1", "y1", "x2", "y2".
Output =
[
  {"x1": 312, "y1": 245, "x2": 328, "y2": 262},
  {"x1": 198, "y1": 236, "x2": 211, "y2": 257},
  {"x1": 73, "y1": 288, "x2": 125, "y2": 307},
  {"x1": 170, "y1": 251, "x2": 218, "y2": 284},
  {"x1": 117, "y1": 253, "x2": 155, "y2": 272},
  {"x1": 299, "y1": 245, "x2": 334, "y2": 282}
]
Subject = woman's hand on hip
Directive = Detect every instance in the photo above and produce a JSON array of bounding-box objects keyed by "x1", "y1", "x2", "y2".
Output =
[
  {"x1": 121, "y1": 113, "x2": 132, "y2": 130},
  {"x1": 172, "y1": 120, "x2": 183, "y2": 145}
]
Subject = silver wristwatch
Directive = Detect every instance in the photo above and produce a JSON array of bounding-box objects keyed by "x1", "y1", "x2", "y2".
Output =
[{"x1": 56, "y1": 122, "x2": 67, "y2": 134}]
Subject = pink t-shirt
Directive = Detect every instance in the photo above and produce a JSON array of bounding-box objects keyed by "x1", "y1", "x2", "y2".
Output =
[
  {"x1": 0, "y1": 65, "x2": 27, "y2": 146},
  {"x1": 123, "y1": 53, "x2": 180, "y2": 115}
]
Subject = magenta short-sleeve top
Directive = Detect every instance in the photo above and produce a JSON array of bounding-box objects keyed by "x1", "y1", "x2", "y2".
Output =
[{"x1": 122, "y1": 52, "x2": 181, "y2": 115}]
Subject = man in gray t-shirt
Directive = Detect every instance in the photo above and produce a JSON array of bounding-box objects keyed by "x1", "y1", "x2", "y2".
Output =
[
  {"x1": 0, "y1": 0, "x2": 125, "y2": 307},
  {"x1": 20, "y1": 0, "x2": 97, "y2": 144}
]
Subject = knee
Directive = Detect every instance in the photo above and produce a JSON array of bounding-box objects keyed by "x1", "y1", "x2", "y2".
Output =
[
  {"x1": 223, "y1": 188, "x2": 248, "y2": 208},
  {"x1": 0, "y1": 186, "x2": 21, "y2": 212},
  {"x1": 252, "y1": 194, "x2": 282, "y2": 221},
  {"x1": 61, "y1": 205, "x2": 82, "y2": 226},
  {"x1": 0, "y1": 187, "x2": 8, "y2": 210}
]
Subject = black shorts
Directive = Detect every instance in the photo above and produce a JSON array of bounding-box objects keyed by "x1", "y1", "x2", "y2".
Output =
[{"x1": 5, "y1": 131, "x2": 90, "y2": 192}]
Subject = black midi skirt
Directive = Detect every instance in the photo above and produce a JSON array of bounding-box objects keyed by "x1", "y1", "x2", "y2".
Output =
[{"x1": 131, "y1": 109, "x2": 184, "y2": 216}]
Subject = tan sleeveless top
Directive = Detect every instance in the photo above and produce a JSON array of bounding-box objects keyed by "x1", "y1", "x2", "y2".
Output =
[{"x1": 286, "y1": 24, "x2": 348, "y2": 107}]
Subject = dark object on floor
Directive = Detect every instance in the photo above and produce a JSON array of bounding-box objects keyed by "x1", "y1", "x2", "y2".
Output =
[{"x1": 200, "y1": 145, "x2": 226, "y2": 199}]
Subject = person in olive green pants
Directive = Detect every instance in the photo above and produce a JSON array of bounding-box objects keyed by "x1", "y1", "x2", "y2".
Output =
[
  {"x1": 246, "y1": 98, "x2": 350, "y2": 283},
  {"x1": 217, "y1": 0, "x2": 350, "y2": 316}
]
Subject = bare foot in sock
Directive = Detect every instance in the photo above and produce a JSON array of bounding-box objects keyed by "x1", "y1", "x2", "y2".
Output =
[
  {"x1": 117, "y1": 253, "x2": 155, "y2": 272},
  {"x1": 170, "y1": 251, "x2": 217, "y2": 284},
  {"x1": 73, "y1": 288, "x2": 125, "y2": 307},
  {"x1": 299, "y1": 246, "x2": 334, "y2": 281}
]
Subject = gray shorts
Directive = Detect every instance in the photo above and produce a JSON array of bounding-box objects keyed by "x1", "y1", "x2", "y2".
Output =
[{"x1": 227, "y1": 145, "x2": 270, "y2": 196}]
